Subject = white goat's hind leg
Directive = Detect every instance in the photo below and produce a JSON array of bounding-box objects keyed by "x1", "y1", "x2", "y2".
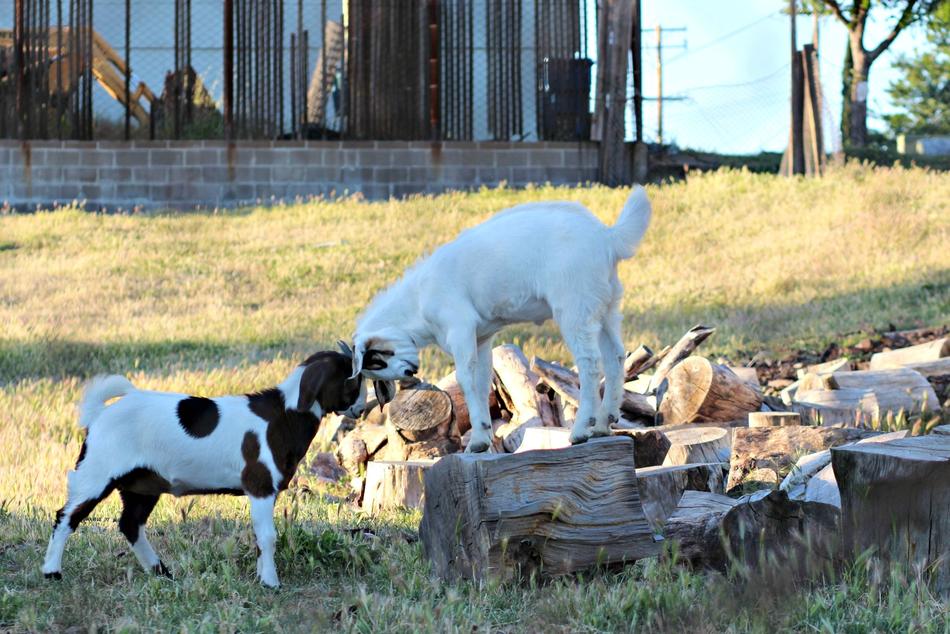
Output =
[
  {"x1": 249, "y1": 495, "x2": 279, "y2": 588},
  {"x1": 42, "y1": 464, "x2": 114, "y2": 578},
  {"x1": 446, "y1": 328, "x2": 493, "y2": 453},
  {"x1": 556, "y1": 313, "x2": 604, "y2": 444},
  {"x1": 595, "y1": 310, "x2": 626, "y2": 436}
]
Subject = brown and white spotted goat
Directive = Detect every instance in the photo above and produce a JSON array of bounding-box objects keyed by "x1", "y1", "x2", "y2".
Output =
[{"x1": 42, "y1": 349, "x2": 379, "y2": 588}]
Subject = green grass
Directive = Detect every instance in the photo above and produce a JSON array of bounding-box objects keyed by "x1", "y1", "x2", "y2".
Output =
[{"x1": 1, "y1": 164, "x2": 949, "y2": 631}]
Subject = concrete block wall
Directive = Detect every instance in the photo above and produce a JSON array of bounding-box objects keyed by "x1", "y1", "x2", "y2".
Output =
[{"x1": 0, "y1": 140, "x2": 599, "y2": 210}]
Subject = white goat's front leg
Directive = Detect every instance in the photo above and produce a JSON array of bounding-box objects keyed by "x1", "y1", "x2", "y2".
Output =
[
  {"x1": 556, "y1": 315, "x2": 604, "y2": 444},
  {"x1": 595, "y1": 310, "x2": 626, "y2": 437},
  {"x1": 446, "y1": 328, "x2": 493, "y2": 453},
  {"x1": 249, "y1": 495, "x2": 279, "y2": 588}
]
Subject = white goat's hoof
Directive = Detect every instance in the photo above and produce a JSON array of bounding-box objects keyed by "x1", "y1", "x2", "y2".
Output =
[
  {"x1": 465, "y1": 438, "x2": 491, "y2": 453},
  {"x1": 259, "y1": 573, "x2": 280, "y2": 589},
  {"x1": 589, "y1": 426, "x2": 611, "y2": 439},
  {"x1": 569, "y1": 429, "x2": 590, "y2": 445}
]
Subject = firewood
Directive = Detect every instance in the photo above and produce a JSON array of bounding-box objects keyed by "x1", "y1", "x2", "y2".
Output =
[
  {"x1": 832, "y1": 435, "x2": 950, "y2": 594},
  {"x1": 336, "y1": 434, "x2": 369, "y2": 477},
  {"x1": 726, "y1": 426, "x2": 873, "y2": 495},
  {"x1": 624, "y1": 344, "x2": 657, "y2": 381},
  {"x1": 515, "y1": 427, "x2": 571, "y2": 452},
  {"x1": 649, "y1": 324, "x2": 716, "y2": 392},
  {"x1": 492, "y1": 345, "x2": 560, "y2": 430},
  {"x1": 532, "y1": 356, "x2": 655, "y2": 419},
  {"x1": 614, "y1": 428, "x2": 672, "y2": 467},
  {"x1": 748, "y1": 412, "x2": 801, "y2": 428},
  {"x1": 791, "y1": 389, "x2": 869, "y2": 425},
  {"x1": 727, "y1": 366, "x2": 760, "y2": 387},
  {"x1": 797, "y1": 357, "x2": 851, "y2": 380},
  {"x1": 636, "y1": 464, "x2": 726, "y2": 530},
  {"x1": 868, "y1": 337, "x2": 949, "y2": 371},
  {"x1": 419, "y1": 437, "x2": 660, "y2": 581},
  {"x1": 388, "y1": 383, "x2": 453, "y2": 441},
  {"x1": 361, "y1": 460, "x2": 434, "y2": 514},
  {"x1": 656, "y1": 357, "x2": 763, "y2": 426},
  {"x1": 829, "y1": 368, "x2": 940, "y2": 413},
  {"x1": 436, "y1": 371, "x2": 470, "y2": 435},
  {"x1": 661, "y1": 426, "x2": 731, "y2": 466},
  {"x1": 661, "y1": 490, "x2": 736, "y2": 569},
  {"x1": 379, "y1": 418, "x2": 460, "y2": 462},
  {"x1": 934, "y1": 424, "x2": 950, "y2": 436},
  {"x1": 897, "y1": 357, "x2": 950, "y2": 381}
]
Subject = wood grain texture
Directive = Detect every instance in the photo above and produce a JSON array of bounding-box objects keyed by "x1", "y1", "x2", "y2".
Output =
[
  {"x1": 832, "y1": 435, "x2": 950, "y2": 594},
  {"x1": 361, "y1": 460, "x2": 434, "y2": 513},
  {"x1": 661, "y1": 490, "x2": 736, "y2": 569},
  {"x1": 649, "y1": 325, "x2": 716, "y2": 392},
  {"x1": 662, "y1": 426, "x2": 731, "y2": 466},
  {"x1": 869, "y1": 338, "x2": 949, "y2": 370},
  {"x1": 388, "y1": 383, "x2": 453, "y2": 435},
  {"x1": 636, "y1": 463, "x2": 726, "y2": 530},
  {"x1": 419, "y1": 436, "x2": 659, "y2": 581},
  {"x1": 657, "y1": 357, "x2": 763, "y2": 425},
  {"x1": 748, "y1": 412, "x2": 801, "y2": 428}
]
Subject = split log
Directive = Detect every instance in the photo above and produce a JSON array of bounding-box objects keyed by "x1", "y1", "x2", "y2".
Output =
[
  {"x1": 649, "y1": 324, "x2": 716, "y2": 392},
  {"x1": 656, "y1": 357, "x2": 763, "y2": 426},
  {"x1": 361, "y1": 460, "x2": 435, "y2": 514},
  {"x1": 436, "y1": 372, "x2": 470, "y2": 435},
  {"x1": 388, "y1": 383, "x2": 453, "y2": 442},
  {"x1": 661, "y1": 491, "x2": 737, "y2": 569},
  {"x1": 720, "y1": 489, "x2": 840, "y2": 574},
  {"x1": 727, "y1": 366, "x2": 760, "y2": 387},
  {"x1": 748, "y1": 412, "x2": 801, "y2": 428},
  {"x1": 780, "y1": 379, "x2": 800, "y2": 406},
  {"x1": 515, "y1": 426, "x2": 572, "y2": 452},
  {"x1": 897, "y1": 357, "x2": 950, "y2": 381},
  {"x1": 419, "y1": 437, "x2": 659, "y2": 581},
  {"x1": 832, "y1": 435, "x2": 950, "y2": 594},
  {"x1": 492, "y1": 344, "x2": 560, "y2": 431},
  {"x1": 624, "y1": 345, "x2": 658, "y2": 381},
  {"x1": 791, "y1": 389, "x2": 869, "y2": 426},
  {"x1": 662, "y1": 426, "x2": 731, "y2": 466},
  {"x1": 868, "y1": 337, "x2": 949, "y2": 371},
  {"x1": 532, "y1": 356, "x2": 655, "y2": 420},
  {"x1": 614, "y1": 428, "x2": 672, "y2": 468},
  {"x1": 828, "y1": 368, "x2": 940, "y2": 414},
  {"x1": 798, "y1": 357, "x2": 851, "y2": 380},
  {"x1": 726, "y1": 426, "x2": 873, "y2": 495},
  {"x1": 637, "y1": 464, "x2": 726, "y2": 530},
  {"x1": 494, "y1": 418, "x2": 543, "y2": 453}
]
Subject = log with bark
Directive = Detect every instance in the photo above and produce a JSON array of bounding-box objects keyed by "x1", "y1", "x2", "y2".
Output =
[
  {"x1": 656, "y1": 357, "x2": 763, "y2": 426},
  {"x1": 661, "y1": 426, "x2": 731, "y2": 466},
  {"x1": 532, "y1": 357, "x2": 655, "y2": 421},
  {"x1": 868, "y1": 337, "x2": 949, "y2": 371},
  {"x1": 436, "y1": 371, "x2": 470, "y2": 435},
  {"x1": 380, "y1": 418, "x2": 459, "y2": 462},
  {"x1": 419, "y1": 437, "x2": 659, "y2": 581},
  {"x1": 636, "y1": 463, "x2": 726, "y2": 530},
  {"x1": 624, "y1": 344, "x2": 660, "y2": 381},
  {"x1": 832, "y1": 435, "x2": 950, "y2": 595},
  {"x1": 726, "y1": 426, "x2": 873, "y2": 495},
  {"x1": 614, "y1": 428, "x2": 672, "y2": 468},
  {"x1": 727, "y1": 366, "x2": 760, "y2": 388},
  {"x1": 388, "y1": 382, "x2": 454, "y2": 442},
  {"x1": 649, "y1": 325, "x2": 716, "y2": 393},
  {"x1": 492, "y1": 345, "x2": 560, "y2": 451},
  {"x1": 748, "y1": 412, "x2": 801, "y2": 428},
  {"x1": 361, "y1": 460, "x2": 435, "y2": 514},
  {"x1": 661, "y1": 490, "x2": 737, "y2": 569}
]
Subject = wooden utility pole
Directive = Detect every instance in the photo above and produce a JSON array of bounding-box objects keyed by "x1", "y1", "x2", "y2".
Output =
[
  {"x1": 632, "y1": 0, "x2": 643, "y2": 143},
  {"x1": 656, "y1": 24, "x2": 663, "y2": 144},
  {"x1": 223, "y1": 0, "x2": 233, "y2": 139},
  {"x1": 789, "y1": 0, "x2": 804, "y2": 175},
  {"x1": 596, "y1": 0, "x2": 635, "y2": 186}
]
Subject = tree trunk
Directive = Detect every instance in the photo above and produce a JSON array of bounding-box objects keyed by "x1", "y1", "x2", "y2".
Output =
[
  {"x1": 419, "y1": 437, "x2": 659, "y2": 581},
  {"x1": 847, "y1": 32, "x2": 870, "y2": 148},
  {"x1": 361, "y1": 460, "x2": 434, "y2": 513}
]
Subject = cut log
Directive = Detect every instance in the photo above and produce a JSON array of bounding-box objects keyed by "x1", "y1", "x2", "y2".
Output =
[
  {"x1": 515, "y1": 427, "x2": 572, "y2": 452},
  {"x1": 869, "y1": 337, "x2": 949, "y2": 371},
  {"x1": 624, "y1": 345, "x2": 657, "y2": 380},
  {"x1": 748, "y1": 412, "x2": 801, "y2": 428},
  {"x1": 492, "y1": 345, "x2": 559, "y2": 428},
  {"x1": 336, "y1": 434, "x2": 369, "y2": 477},
  {"x1": 896, "y1": 357, "x2": 950, "y2": 381},
  {"x1": 361, "y1": 460, "x2": 435, "y2": 514},
  {"x1": 636, "y1": 463, "x2": 726, "y2": 530},
  {"x1": 780, "y1": 379, "x2": 800, "y2": 406},
  {"x1": 797, "y1": 357, "x2": 851, "y2": 380},
  {"x1": 314, "y1": 413, "x2": 351, "y2": 448},
  {"x1": 726, "y1": 426, "x2": 873, "y2": 495},
  {"x1": 494, "y1": 418, "x2": 543, "y2": 453},
  {"x1": 720, "y1": 489, "x2": 840, "y2": 574},
  {"x1": 614, "y1": 428, "x2": 672, "y2": 468},
  {"x1": 832, "y1": 435, "x2": 950, "y2": 595},
  {"x1": 661, "y1": 490, "x2": 737, "y2": 569},
  {"x1": 791, "y1": 389, "x2": 868, "y2": 426},
  {"x1": 829, "y1": 368, "x2": 940, "y2": 414},
  {"x1": 662, "y1": 426, "x2": 731, "y2": 466},
  {"x1": 649, "y1": 324, "x2": 716, "y2": 392},
  {"x1": 656, "y1": 357, "x2": 763, "y2": 426},
  {"x1": 379, "y1": 418, "x2": 460, "y2": 462},
  {"x1": 388, "y1": 382, "x2": 453, "y2": 442},
  {"x1": 436, "y1": 371, "x2": 470, "y2": 435},
  {"x1": 533, "y1": 356, "x2": 655, "y2": 419},
  {"x1": 419, "y1": 437, "x2": 659, "y2": 581},
  {"x1": 934, "y1": 424, "x2": 950, "y2": 436},
  {"x1": 727, "y1": 366, "x2": 760, "y2": 387}
]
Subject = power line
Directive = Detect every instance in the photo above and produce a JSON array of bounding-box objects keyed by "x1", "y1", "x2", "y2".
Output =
[{"x1": 666, "y1": 12, "x2": 780, "y2": 65}]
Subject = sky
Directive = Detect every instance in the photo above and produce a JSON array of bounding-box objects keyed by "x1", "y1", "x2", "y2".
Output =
[{"x1": 634, "y1": 0, "x2": 931, "y2": 154}]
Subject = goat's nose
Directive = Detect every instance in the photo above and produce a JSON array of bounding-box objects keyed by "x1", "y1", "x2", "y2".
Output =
[{"x1": 404, "y1": 369, "x2": 415, "y2": 377}]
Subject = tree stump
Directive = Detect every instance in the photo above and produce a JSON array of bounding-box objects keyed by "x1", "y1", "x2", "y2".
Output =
[
  {"x1": 656, "y1": 357, "x2": 763, "y2": 425},
  {"x1": 662, "y1": 426, "x2": 731, "y2": 466},
  {"x1": 636, "y1": 463, "x2": 726, "y2": 530},
  {"x1": 832, "y1": 435, "x2": 950, "y2": 594},
  {"x1": 419, "y1": 437, "x2": 659, "y2": 581},
  {"x1": 361, "y1": 460, "x2": 435, "y2": 513},
  {"x1": 661, "y1": 490, "x2": 737, "y2": 569},
  {"x1": 388, "y1": 383, "x2": 453, "y2": 442}
]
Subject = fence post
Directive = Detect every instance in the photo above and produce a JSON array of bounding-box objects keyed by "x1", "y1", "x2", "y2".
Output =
[{"x1": 597, "y1": 0, "x2": 634, "y2": 186}]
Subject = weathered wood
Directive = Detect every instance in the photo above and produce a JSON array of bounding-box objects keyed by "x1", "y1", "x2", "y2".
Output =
[
  {"x1": 832, "y1": 435, "x2": 950, "y2": 594},
  {"x1": 829, "y1": 368, "x2": 940, "y2": 413},
  {"x1": 419, "y1": 437, "x2": 659, "y2": 581},
  {"x1": 436, "y1": 371, "x2": 470, "y2": 435},
  {"x1": 748, "y1": 411, "x2": 801, "y2": 428},
  {"x1": 636, "y1": 463, "x2": 726, "y2": 530},
  {"x1": 726, "y1": 426, "x2": 873, "y2": 495},
  {"x1": 896, "y1": 357, "x2": 950, "y2": 381},
  {"x1": 616, "y1": 428, "x2": 672, "y2": 468},
  {"x1": 388, "y1": 382, "x2": 453, "y2": 441},
  {"x1": 657, "y1": 357, "x2": 763, "y2": 426},
  {"x1": 934, "y1": 424, "x2": 950, "y2": 436},
  {"x1": 649, "y1": 324, "x2": 717, "y2": 392},
  {"x1": 797, "y1": 357, "x2": 851, "y2": 380},
  {"x1": 361, "y1": 460, "x2": 434, "y2": 514},
  {"x1": 662, "y1": 426, "x2": 731, "y2": 466},
  {"x1": 515, "y1": 426, "x2": 572, "y2": 452},
  {"x1": 533, "y1": 356, "x2": 655, "y2": 420},
  {"x1": 661, "y1": 490, "x2": 736, "y2": 569},
  {"x1": 624, "y1": 345, "x2": 657, "y2": 381},
  {"x1": 492, "y1": 344, "x2": 559, "y2": 432},
  {"x1": 379, "y1": 419, "x2": 459, "y2": 462},
  {"x1": 728, "y1": 366, "x2": 760, "y2": 387},
  {"x1": 336, "y1": 433, "x2": 369, "y2": 477},
  {"x1": 791, "y1": 389, "x2": 868, "y2": 426},
  {"x1": 869, "y1": 337, "x2": 949, "y2": 371}
]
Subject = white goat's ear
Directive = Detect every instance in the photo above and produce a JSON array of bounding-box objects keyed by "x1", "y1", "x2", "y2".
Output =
[
  {"x1": 373, "y1": 380, "x2": 396, "y2": 410},
  {"x1": 337, "y1": 340, "x2": 354, "y2": 358},
  {"x1": 349, "y1": 343, "x2": 364, "y2": 380}
]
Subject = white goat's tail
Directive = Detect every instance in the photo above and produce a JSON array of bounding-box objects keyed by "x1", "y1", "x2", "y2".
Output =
[
  {"x1": 78, "y1": 375, "x2": 134, "y2": 429},
  {"x1": 608, "y1": 185, "x2": 652, "y2": 259}
]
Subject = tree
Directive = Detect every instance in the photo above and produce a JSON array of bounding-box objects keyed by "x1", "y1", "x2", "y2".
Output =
[
  {"x1": 883, "y1": 3, "x2": 950, "y2": 136},
  {"x1": 817, "y1": 0, "x2": 944, "y2": 148}
]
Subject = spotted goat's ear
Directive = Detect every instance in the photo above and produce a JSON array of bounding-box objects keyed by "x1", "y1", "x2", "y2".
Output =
[
  {"x1": 373, "y1": 380, "x2": 396, "y2": 411},
  {"x1": 337, "y1": 340, "x2": 354, "y2": 359},
  {"x1": 348, "y1": 342, "x2": 363, "y2": 380}
]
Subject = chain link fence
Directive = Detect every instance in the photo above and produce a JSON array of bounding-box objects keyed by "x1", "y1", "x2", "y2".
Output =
[{"x1": 0, "y1": 0, "x2": 595, "y2": 142}]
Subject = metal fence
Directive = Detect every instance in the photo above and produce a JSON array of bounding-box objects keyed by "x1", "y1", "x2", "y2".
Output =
[{"x1": 0, "y1": 0, "x2": 595, "y2": 142}]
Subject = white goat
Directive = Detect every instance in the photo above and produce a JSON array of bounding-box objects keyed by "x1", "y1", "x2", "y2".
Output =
[
  {"x1": 350, "y1": 186, "x2": 652, "y2": 452},
  {"x1": 42, "y1": 350, "x2": 368, "y2": 588}
]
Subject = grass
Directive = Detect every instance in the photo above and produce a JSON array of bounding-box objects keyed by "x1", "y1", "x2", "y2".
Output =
[{"x1": 0, "y1": 163, "x2": 948, "y2": 632}]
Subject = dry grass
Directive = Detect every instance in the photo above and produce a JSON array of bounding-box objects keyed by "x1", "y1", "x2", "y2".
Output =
[{"x1": 0, "y1": 164, "x2": 948, "y2": 631}]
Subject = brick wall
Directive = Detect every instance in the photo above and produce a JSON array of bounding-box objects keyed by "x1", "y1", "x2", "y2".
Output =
[{"x1": 0, "y1": 140, "x2": 599, "y2": 210}]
